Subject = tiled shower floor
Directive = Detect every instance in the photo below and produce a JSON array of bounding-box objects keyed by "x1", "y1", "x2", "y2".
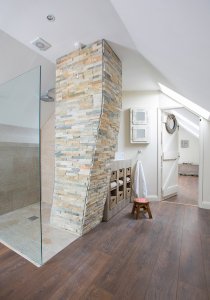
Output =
[{"x1": 0, "y1": 202, "x2": 78, "y2": 266}]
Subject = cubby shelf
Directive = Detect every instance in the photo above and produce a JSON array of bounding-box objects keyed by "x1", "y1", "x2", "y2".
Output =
[{"x1": 103, "y1": 159, "x2": 132, "y2": 221}]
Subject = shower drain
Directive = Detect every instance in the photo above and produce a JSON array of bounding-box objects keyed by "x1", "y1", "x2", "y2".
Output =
[{"x1": 28, "y1": 216, "x2": 39, "y2": 221}]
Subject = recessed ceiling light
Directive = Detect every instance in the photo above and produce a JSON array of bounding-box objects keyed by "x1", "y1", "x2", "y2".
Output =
[{"x1": 47, "y1": 14, "x2": 55, "y2": 22}]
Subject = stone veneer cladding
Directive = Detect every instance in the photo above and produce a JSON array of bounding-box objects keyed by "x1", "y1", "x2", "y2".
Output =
[{"x1": 51, "y1": 40, "x2": 122, "y2": 235}]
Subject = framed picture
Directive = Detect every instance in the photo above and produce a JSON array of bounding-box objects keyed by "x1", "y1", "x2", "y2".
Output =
[
  {"x1": 131, "y1": 108, "x2": 148, "y2": 124},
  {"x1": 131, "y1": 125, "x2": 150, "y2": 143}
]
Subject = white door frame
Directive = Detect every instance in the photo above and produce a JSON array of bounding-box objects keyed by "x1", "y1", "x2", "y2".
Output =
[{"x1": 157, "y1": 107, "x2": 203, "y2": 207}]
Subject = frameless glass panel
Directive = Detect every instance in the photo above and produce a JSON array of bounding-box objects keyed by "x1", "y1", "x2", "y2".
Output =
[
  {"x1": 0, "y1": 67, "x2": 42, "y2": 265},
  {"x1": 40, "y1": 99, "x2": 79, "y2": 263}
]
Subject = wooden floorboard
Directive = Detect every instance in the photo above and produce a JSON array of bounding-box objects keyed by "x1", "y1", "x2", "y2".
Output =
[
  {"x1": 164, "y1": 175, "x2": 198, "y2": 206},
  {"x1": 1, "y1": 201, "x2": 210, "y2": 300},
  {"x1": 177, "y1": 281, "x2": 208, "y2": 300},
  {"x1": 179, "y1": 228, "x2": 207, "y2": 291}
]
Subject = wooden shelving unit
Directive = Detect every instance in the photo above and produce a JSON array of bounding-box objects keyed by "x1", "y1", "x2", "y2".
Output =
[{"x1": 103, "y1": 159, "x2": 132, "y2": 221}]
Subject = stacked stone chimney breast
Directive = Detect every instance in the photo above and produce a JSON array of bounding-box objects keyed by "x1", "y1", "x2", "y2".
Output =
[{"x1": 51, "y1": 40, "x2": 122, "y2": 235}]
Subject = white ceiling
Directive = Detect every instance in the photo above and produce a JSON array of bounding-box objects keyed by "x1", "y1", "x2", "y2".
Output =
[
  {"x1": 0, "y1": 29, "x2": 55, "y2": 93},
  {"x1": 0, "y1": 0, "x2": 135, "y2": 62},
  {"x1": 172, "y1": 108, "x2": 200, "y2": 138},
  {"x1": 109, "y1": 42, "x2": 169, "y2": 91},
  {"x1": 0, "y1": 0, "x2": 210, "y2": 111},
  {"x1": 0, "y1": 0, "x2": 168, "y2": 92},
  {"x1": 110, "y1": 0, "x2": 210, "y2": 111}
]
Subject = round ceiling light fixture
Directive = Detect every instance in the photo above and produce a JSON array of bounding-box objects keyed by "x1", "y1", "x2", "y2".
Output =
[
  {"x1": 47, "y1": 14, "x2": 55, "y2": 22},
  {"x1": 73, "y1": 41, "x2": 85, "y2": 50}
]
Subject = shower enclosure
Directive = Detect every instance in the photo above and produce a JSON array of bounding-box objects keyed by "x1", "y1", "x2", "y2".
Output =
[
  {"x1": 0, "y1": 67, "x2": 42, "y2": 265},
  {"x1": 0, "y1": 67, "x2": 78, "y2": 266}
]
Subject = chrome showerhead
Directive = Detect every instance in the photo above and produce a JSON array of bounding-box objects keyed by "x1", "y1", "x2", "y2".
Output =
[
  {"x1": 41, "y1": 95, "x2": 54, "y2": 102},
  {"x1": 41, "y1": 88, "x2": 55, "y2": 102}
]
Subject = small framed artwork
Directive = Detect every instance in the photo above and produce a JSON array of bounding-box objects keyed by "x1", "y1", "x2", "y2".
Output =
[
  {"x1": 131, "y1": 108, "x2": 148, "y2": 124},
  {"x1": 131, "y1": 125, "x2": 150, "y2": 143}
]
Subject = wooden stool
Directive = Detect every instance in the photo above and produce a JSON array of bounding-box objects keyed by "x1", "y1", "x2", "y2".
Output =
[{"x1": 132, "y1": 198, "x2": 152, "y2": 219}]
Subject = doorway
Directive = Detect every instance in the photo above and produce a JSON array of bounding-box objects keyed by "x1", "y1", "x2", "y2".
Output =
[{"x1": 159, "y1": 107, "x2": 200, "y2": 206}]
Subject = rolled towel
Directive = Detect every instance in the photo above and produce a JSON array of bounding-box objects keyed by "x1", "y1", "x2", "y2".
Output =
[
  {"x1": 119, "y1": 179, "x2": 124, "y2": 185},
  {"x1": 126, "y1": 177, "x2": 130, "y2": 182},
  {"x1": 110, "y1": 181, "x2": 117, "y2": 189}
]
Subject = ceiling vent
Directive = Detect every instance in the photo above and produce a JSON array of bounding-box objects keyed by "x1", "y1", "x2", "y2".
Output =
[{"x1": 31, "y1": 37, "x2": 51, "y2": 51}]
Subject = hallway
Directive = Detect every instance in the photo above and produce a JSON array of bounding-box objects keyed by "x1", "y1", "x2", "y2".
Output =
[
  {"x1": 164, "y1": 175, "x2": 198, "y2": 206},
  {"x1": 1, "y1": 201, "x2": 210, "y2": 299}
]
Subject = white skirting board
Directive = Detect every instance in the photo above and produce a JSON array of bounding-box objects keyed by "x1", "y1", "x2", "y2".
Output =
[
  {"x1": 147, "y1": 195, "x2": 159, "y2": 201},
  {"x1": 199, "y1": 202, "x2": 210, "y2": 209}
]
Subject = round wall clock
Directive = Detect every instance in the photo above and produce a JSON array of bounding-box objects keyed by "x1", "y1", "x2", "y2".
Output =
[{"x1": 165, "y1": 114, "x2": 177, "y2": 134}]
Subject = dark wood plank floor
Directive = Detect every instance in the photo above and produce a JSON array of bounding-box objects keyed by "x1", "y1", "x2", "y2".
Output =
[
  {"x1": 1, "y1": 201, "x2": 210, "y2": 300},
  {"x1": 164, "y1": 175, "x2": 198, "y2": 206}
]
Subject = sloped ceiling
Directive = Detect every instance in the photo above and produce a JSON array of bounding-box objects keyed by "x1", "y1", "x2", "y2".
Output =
[
  {"x1": 110, "y1": 0, "x2": 210, "y2": 111},
  {"x1": 0, "y1": 0, "x2": 209, "y2": 111},
  {"x1": 0, "y1": 0, "x2": 169, "y2": 91},
  {"x1": 171, "y1": 108, "x2": 200, "y2": 138},
  {"x1": 0, "y1": 0, "x2": 134, "y2": 62},
  {"x1": 0, "y1": 30, "x2": 55, "y2": 94}
]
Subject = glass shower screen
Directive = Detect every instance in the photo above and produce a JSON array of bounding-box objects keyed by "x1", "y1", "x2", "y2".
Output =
[{"x1": 0, "y1": 67, "x2": 42, "y2": 265}]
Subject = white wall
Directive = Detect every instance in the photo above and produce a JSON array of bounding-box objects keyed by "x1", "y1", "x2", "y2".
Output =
[
  {"x1": 117, "y1": 91, "x2": 159, "y2": 200},
  {"x1": 41, "y1": 101, "x2": 55, "y2": 127},
  {"x1": 0, "y1": 30, "x2": 55, "y2": 129},
  {"x1": 199, "y1": 118, "x2": 210, "y2": 209},
  {"x1": 41, "y1": 113, "x2": 55, "y2": 204},
  {"x1": 159, "y1": 93, "x2": 183, "y2": 109},
  {"x1": 0, "y1": 29, "x2": 55, "y2": 95},
  {"x1": 0, "y1": 67, "x2": 40, "y2": 129},
  {"x1": 178, "y1": 126, "x2": 199, "y2": 164},
  {"x1": 118, "y1": 90, "x2": 210, "y2": 209}
]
